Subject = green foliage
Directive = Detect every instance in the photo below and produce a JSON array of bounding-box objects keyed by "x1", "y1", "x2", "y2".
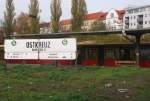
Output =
[
  {"x1": 90, "y1": 20, "x2": 106, "y2": 31},
  {"x1": 71, "y1": 0, "x2": 87, "y2": 32},
  {"x1": 141, "y1": 34, "x2": 150, "y2": 42},
  {"x1": 77, "y1": 34, "x2": 132, "y2": 44},
  {"x1": 50, "y1": 0, "x2": 62, "y2": 33},
  {"x1": 29, "y1": 0, "x2": 40, "y2": 34},
  {"x1": 4, "y1": 0, "x2": 15, "y2": 36}
]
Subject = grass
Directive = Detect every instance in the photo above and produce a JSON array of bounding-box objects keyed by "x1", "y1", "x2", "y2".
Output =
[{"x1": 0, "y1": 64, "x2": 150, "y2": 101}]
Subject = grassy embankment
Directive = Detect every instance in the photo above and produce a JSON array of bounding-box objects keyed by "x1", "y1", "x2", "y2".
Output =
[{"x1": 0, "y1": 64, "x2": 150, "y2": 101}]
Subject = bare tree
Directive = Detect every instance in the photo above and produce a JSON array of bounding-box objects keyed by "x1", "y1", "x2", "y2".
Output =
[{"x1": 15, "y1": 12, "x2": 31, "y2": 34}]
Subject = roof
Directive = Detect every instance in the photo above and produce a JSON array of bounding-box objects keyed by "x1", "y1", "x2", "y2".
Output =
[
  {"x1": 9, "y1": 28, "x2": 150, "y2": 39},
  {"x1": 84, "y1": 12, "x2": 107, "y2": 20},
  {"x1": 126, "y1": 4, "x2": 150, "y2": 10},
  {"x1": 60, "y1": 12, "x2": 107, "y2": 25},
  {"x1": 60, "y1": 19, "x2": 72, "y2": 25},
  {"x1": 115, "y1": 10, "x2": 125, "y2": 19},
  {"x1": 40, "y1": 22, "x2": 50, "y2": 28},
  {"x1": 78, "y1": 41, "x2": 97, "y2": 45}
]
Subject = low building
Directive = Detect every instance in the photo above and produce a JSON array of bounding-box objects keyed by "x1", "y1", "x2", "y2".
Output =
[
  {"x1": 60, "y1": 12, "x2": 107, "y2": 32},
  {"x1": 40, "y1": 22, "x2": 51, "y2": 34},
  {"x1": 123, "y1": 5, "x2": 150, "y2": 29},
  {"x1": 60, "y1": 19, "x2": 72, "y2": 32}
]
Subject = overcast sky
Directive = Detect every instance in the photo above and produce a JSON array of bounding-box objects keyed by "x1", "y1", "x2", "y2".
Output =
[{"x1": 0, "y1": 0, "x2": 150, "y2": 22}]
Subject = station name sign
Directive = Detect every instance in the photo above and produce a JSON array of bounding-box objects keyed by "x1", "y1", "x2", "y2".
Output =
[{"x1": 5, "y1": 38, "x2": 76, "y2": 60}]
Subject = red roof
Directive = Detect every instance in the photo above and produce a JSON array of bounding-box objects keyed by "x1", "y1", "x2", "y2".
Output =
[
  {"x1": 60, "y1": 19, "x2": 72, "y2": 25},
  {"x1": 60, "y1": 9, "x2": 125, "y2": 25},
  {"x1": 85, "y1": 12, "x2": 107, "y2": 20},
  {"x1": 115, "y1": 10, "x2": 125, "y2": 19},
  {"x1": 61, "y1": 12, "x2": 107, "y2": 25}
]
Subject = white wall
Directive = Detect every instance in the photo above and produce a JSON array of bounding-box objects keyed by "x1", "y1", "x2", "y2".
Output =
[{"x1": 106, "y1": 9, "x2": 123, "y2": 30}]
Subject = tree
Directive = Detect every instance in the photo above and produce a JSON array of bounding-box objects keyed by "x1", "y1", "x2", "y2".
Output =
[
  {"x1": 50, "y1": 0, "x2": 62, "y2": 33},
  {"x1": 15, "y1": 12, "x2": 31, "y2": 34},
  {"x1": 71, "y1": 0, "x2": 87, "y2": 31},
  {"x1": 90, "y1": 20, "x2": 106, "y2": 31},
  {"x1": 4, "y1": 0, "x2": 15, "y2": 37},
  {"x1": 29, "y1": 0, "x2": 40, "y2": 34}
]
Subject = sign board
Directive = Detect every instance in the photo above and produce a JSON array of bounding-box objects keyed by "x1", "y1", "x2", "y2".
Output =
[
  {"x1": 5, "y1": 38, "x2": 77, "y2": 60},
  {"x1": 5, "y1": 39, "x2": 38, "y2": 59}
]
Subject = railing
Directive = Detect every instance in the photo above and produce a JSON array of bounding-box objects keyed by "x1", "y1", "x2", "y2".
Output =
[
  {"x1": 137, "y1": 25, "x2": 143, "y2": 29},
  {"x1": 137, "y1": 18, "x2": 143, "y2": 22},
  {"x1": 115, "y1": 61, "x2": 136, "y2": 65},
  {"x1": 125, "y1": 19, "x2": 129, "y2": 24},
  {"x1": 125, "y1": 25, "x2": 129, "y2": 29}
]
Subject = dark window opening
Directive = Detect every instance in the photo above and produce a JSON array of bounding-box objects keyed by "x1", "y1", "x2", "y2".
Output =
[{"x1": 119, "y1": 48, "x2": 135, "y2": 61}]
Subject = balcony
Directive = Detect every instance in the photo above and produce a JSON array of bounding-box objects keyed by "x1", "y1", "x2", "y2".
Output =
[
  {"x1": 137, "y1": 18, "x2": 143, "y2": 22},
  {"x1": 125, "y1": 25, "x2": 129, "y2": 29},
  {"x1": 125, "y1": 19, "x2": 129, "y2": 24},
  {"x1": 137, "y1": 25, "x2": 143, "y2": 29}
]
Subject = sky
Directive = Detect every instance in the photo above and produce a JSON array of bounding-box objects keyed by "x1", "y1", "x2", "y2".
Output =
[{"x1": 0, "y1": 0, "x2": 150, "y2": 22}]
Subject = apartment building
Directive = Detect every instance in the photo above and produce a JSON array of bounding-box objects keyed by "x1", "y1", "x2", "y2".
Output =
[{"x1": 123, "y1": 5, "x2": 150, "y2": 29}]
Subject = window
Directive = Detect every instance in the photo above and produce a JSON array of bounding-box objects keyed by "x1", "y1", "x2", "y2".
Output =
[
  {"x1": 134, "y1": 9, "x2": 139, "y2": 13},
  {"x1": 145, "y1": 21, "x2": 147, "y2": 24},
  {"x1": 130, "y1": 10, "x2": 133, "y2": 14},
  {"x1": 148, "y1": 7, "x2": 150, "y2": 11},
  {"x1": 140, "y1": 8, "x2": 145, "y2": 12},
  {"x1": 105, "y1": 48, "x2": 114, "y2": 59},
  {"x1": 131, "y1": 23, "x2": 132, "y2": 26},
  {"x1": 141, "y1": 48, "x2": 150, "y2": 60},
  {"x1": 134, "y1": 16, "x2": 136, "y2": 19},
  {"x1": 145, "y1": 14, "x2": 147, "y2": 17},
  {"x1": 85, "y1": 48, "x2": 98, "y2": 60},
  {"x1": 149, "y1": 21, "x2": 150, "y2": 24},
  {"x1": 111, "y1": 13, "x2": 114, "y2": 18},
  {"x1": 119, "y1": 48, "x2": 135, "y2": 61}
]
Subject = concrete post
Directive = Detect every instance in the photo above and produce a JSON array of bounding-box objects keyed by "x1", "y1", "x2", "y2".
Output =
[{"x1": 135, "y1": 34, "x2": 141, "y2": 67}]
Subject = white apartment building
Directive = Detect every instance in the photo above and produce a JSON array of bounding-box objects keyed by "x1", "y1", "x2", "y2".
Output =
[{"x1": 123, "y1": 5, "x2": 150, "y2": 29}]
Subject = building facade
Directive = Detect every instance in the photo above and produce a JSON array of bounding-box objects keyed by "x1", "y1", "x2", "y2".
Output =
[
  {"x1": 60, "y1": 12, "x2": 107, "y2": 32},
  {"x1": 40, "y1": 22, "x2": 51, "y2": 34},
  {"x1": 39, "y1": 9, "x2": 125, "y2": 33},
  {"x1": 123, "y1": 5, "x2": 150, "y2": 29},
  {"x1": 60, "y1": 9, "x2": 125, "y2": 32},
  {"x1": 105, "y1": 9, "x2": 125, "y2": 30}
]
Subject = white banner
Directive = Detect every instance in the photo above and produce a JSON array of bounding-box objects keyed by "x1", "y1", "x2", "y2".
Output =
[
  {"x1": 5, "y1": 38, "x2": 77, "y2": 60},
  {"x1": 39, "y1": 39, "x2": 76, "y2": 52},
  {"x1": 5, "y1": 52, "x2": 38, "y2": 59},
  {"x1": 39, "y1": 52, "x2": 76, "y2": 60},
  {"x1": 5, "y1": 39, "x2": 38, "y2": 52}
]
